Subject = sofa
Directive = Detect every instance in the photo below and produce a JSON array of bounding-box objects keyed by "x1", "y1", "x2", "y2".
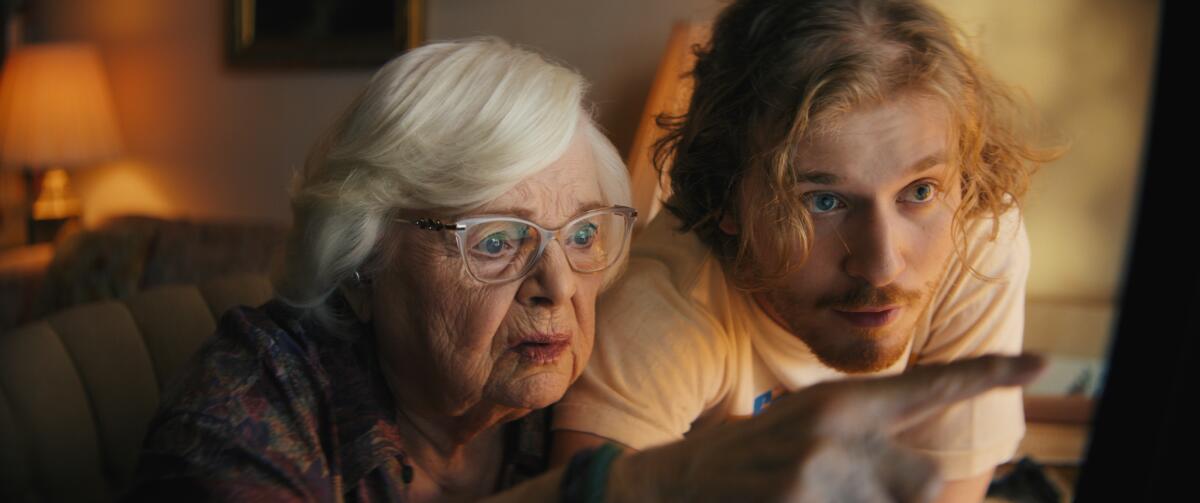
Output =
[
  {"x1": 0, "y1": 273, "x2": 274, "y2": 502},
  {"x1": 0, "y1": 215, "x2": 286, "y2": 334}
]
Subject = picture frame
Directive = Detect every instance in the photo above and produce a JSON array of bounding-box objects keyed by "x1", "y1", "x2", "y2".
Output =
[{"x1": 228, "y1": 0, "x2": 423, "y2": 69}]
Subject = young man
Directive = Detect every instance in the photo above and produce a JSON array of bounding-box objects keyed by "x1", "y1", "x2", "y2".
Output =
[{"x1": 553, "y1": 0, "x2": 1054, "y2": 501}]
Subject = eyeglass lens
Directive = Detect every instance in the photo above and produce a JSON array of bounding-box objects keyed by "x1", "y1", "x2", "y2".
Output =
[{"x1": 461, "y1": 211, "x2": 629, "y2": 281}]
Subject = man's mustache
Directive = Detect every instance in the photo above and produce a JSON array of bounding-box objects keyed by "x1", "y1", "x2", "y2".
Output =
[{"x1": 817, "y1": 283, "x2": 923, "y2": 310}]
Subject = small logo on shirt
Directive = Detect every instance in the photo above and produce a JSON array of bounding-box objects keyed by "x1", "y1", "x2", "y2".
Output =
[{"x1": 752, "y1": 386, "x2": 788, "y2": 415}]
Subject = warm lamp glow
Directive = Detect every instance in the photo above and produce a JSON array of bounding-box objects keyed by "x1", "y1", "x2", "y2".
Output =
[
  {"x1": 0, "y1": 43, "x2": 123, "y2": 169},
  {"x1": 78, "y1": 160, "x2": 175, "y2": 226},
  {"x1": 31, "y1": 168, "x2": 81, "y2": 219}
]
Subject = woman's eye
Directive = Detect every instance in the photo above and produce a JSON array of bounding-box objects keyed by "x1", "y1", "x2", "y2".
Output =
[
  {"x1": 804, "y1": 193, "x2": 844, "y2": 214},
  {"x1": 903, "y1": 182, "x2": 938, "y2": 203},
  {"x1": 475, "y1": 234, "x2": 509, "y2": 255},
  {"x1": 469, "y1": 223, "x2": 532, "y2": 257},
  {"x1": 570, "y1": 223, "x2": 598, "y2": 247}
]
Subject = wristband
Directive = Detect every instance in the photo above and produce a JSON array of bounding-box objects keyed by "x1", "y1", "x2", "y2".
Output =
[{"x1": 560, "y1": 442, "x2": 622, "y2": 503}]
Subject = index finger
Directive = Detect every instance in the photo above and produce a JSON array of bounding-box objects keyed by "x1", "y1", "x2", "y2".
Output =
[{"x1": 844, "y1": 353, "x2": 1045, "y2": 432}]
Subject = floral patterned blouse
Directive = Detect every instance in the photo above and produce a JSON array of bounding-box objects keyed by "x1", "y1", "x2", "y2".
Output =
[{"x1": 124, "y1": 300, "x2": 549, "y2": 502}]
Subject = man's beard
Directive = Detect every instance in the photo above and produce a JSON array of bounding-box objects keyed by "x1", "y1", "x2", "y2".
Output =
[{"x1": 764, "y1": 281, "x2": 935, "y2": 374}]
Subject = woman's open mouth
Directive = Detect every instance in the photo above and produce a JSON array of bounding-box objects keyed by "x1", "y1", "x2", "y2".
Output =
[{"x1": 511, "y1": 333, "x2": 570, "y2": 364}]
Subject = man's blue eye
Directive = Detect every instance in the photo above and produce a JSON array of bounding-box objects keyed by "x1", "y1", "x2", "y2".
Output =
[
  {"x1": 807, "y1": 193, "x2": 843, "y2": 214},
  {"x1": 907, "y1": 183, "x2": 937, "y2": 202}
]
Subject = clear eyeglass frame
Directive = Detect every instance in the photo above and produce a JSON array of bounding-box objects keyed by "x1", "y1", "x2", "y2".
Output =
[{"x1": 395, "y1": 205, "x2": 638, "y2": 284}]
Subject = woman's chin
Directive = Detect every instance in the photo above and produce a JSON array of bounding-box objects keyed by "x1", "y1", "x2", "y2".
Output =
[{"x1": 492, "y1": 370, "x2": 572, "y2": 410}]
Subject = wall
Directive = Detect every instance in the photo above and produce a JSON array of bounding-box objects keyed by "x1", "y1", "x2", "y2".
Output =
[
  {"x1": 31, "y1": 0, "x2": 726, "y2": 227},
  {"x1": 427, "y1": 0, "x2": 725, "y2": 167},
  {"x1": 931, "y1": 0, "x2": 1159, "y2": 304},
  {"x1": 36, "y1": 0, "x2": 372, "y2": 225}
]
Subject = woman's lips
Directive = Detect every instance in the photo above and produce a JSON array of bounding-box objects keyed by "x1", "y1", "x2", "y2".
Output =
[
  {"x1": 511, "y1": 333, "x2": 570, "y2": 364},
  {"x1": 513, "y1": 342, "x2": 569, "y2": 363},
  {"x1": 833, "y1": 307, "x2": 901, "y2": 328}
]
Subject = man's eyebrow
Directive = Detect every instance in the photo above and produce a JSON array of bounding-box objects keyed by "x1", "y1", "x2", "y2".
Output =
[
  {"x1": 795, "y1": 171, "x2": 841, "y2": 185},
  {"x1": 794, "y1": 151, "x2": 947, "y2": 185},
  {"x1": 906, "y1": 151, "x2": 947, "y2": 176}
]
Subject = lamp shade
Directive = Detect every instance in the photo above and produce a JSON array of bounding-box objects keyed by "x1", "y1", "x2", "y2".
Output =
[{"x1": 0, "y1": 43, "x2": 123, "y2": 170}]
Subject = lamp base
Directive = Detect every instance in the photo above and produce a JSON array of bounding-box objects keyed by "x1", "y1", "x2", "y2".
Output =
[
  {"x1": 23, "y1": 167, "x2": 82, "y2": 244},
  {"x1": 29, "y1": 217, "x2": 75, "y2": 244},
  {"x1": 21, "y1": 169, "x2": 38, "y2": 245}
]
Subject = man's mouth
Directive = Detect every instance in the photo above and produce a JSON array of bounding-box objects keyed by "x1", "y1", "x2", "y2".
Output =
[{"x1": 832, "y1": 307, "x2": 902, "y2": 328}]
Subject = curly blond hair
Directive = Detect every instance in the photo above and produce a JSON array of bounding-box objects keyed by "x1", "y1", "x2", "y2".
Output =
[{"x1": 656, "y1": 0, "x2": 1058, "y2": 290}]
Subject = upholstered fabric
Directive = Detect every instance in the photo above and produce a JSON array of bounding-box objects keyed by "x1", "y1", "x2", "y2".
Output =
[
  {"x1": 123, "y1": 286, "x2": 218, "y2": 393},
  {"x1": 21, "y1": 217, "x2": 284, "y2": 332},
  {"x1": 0, "y1": 274, "x2": 273, "y2": 502}
]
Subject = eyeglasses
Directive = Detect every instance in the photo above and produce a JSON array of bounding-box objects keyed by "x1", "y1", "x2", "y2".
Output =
[{"x1": 396, "y1": 206, "x2": 638, "y2": 284}]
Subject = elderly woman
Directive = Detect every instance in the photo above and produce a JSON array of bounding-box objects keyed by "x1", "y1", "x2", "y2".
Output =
[
  {"x1": 127, "y1": 38, "x2": 1042, "y2": 502},
  {"x1": 128, "y1": 37, "x2": 631, "y2": 500}
]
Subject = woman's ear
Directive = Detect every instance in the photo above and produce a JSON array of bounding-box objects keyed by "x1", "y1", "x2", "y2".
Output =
[
  {"x1": 340, "y1": 276, "x2": 372, "y2": 323},
  {"x1": 719, "y1": 212, "x2": 739, "y2": 235}
]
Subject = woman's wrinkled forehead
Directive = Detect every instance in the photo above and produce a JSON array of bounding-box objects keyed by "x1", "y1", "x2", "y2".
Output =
[{"x1": 471, "y1": 132, "x2": 606, "y2": 228}]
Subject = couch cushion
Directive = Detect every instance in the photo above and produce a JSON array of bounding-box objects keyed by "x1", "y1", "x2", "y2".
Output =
[
  {"x1": 198, "y1": 273, "x2": 275, "y2": 321},
  {"x1": 1, "y1": 274, "x2": 274, "y2": 502},
  {"x1": 48, "y1": 302, "x2": 160, "y2": 494},
  {"x1": 0, "y1": 384, "x2": 33, "y2": 501},
  {"x1": 0, "y1": 321, "x2": 113, "y2": 501},
  {"x1": 0, "y1": 385, "x2": 33, "y2": 501},
  {"x1": 124, "y1": 286, "x2": 218, "y2": 394}
]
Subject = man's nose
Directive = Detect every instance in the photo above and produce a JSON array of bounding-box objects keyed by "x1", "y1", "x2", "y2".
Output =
[{"x1": 841, "y1": 207, "x2": 906, "y2": 287}]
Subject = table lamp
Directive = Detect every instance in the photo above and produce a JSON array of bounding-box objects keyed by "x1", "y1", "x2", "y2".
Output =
[{"x1": 0, "y1": 42, "x2": 123, "y2": 243}]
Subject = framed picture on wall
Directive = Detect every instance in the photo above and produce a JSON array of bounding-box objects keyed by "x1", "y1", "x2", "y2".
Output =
[{"x1": 228, "y1": 0, "x2": 423, "y2": 68}]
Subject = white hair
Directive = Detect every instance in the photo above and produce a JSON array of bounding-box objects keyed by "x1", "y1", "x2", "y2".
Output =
[{"x1": 274, "y1": 37, "x2": 631, "y2": 334}]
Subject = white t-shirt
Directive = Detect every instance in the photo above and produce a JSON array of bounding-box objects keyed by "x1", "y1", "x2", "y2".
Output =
[{"x1": 554, "y1": 208, "x2": 1030, "y2": 480}]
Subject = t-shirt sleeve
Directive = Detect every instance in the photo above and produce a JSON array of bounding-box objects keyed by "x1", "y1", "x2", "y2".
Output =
[
  {"x1": 897, "y1": 208, "x2": 1031, "y2": 480},
  {"x1": 553, "y1": 259, "x2": 730, "y2": 450}
]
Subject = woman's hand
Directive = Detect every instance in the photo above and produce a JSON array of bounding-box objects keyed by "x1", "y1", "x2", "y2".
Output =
[{"x1": 607, "y1": 353, "x2": 1045, "y2": 502}]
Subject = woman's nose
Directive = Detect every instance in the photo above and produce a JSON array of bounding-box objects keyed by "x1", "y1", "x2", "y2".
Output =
[{"x1": 517, "y1": 239, "x2": 577, "y2": 307}]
